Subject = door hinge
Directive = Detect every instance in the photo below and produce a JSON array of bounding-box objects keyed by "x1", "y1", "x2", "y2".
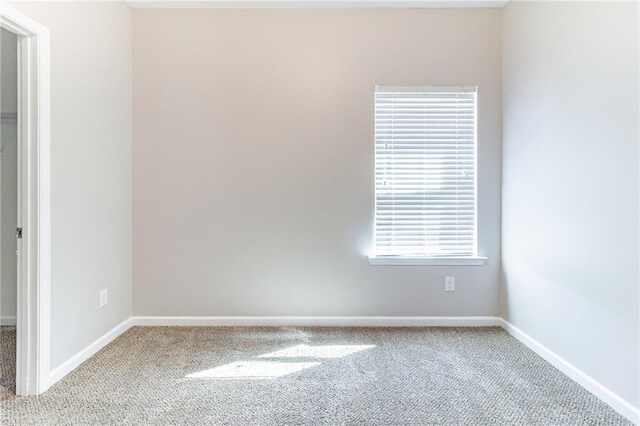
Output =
[{"x1": 16, "y1": 228, "x2": 22, "y2": 239}]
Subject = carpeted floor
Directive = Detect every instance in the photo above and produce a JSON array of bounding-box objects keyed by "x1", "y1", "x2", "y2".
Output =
[
  {"x1": 0, "y1": 326, "x2": 631, "y2": 425},
  {"x1": 0, "y1": 326, "x2": 16, "y2": 400}
]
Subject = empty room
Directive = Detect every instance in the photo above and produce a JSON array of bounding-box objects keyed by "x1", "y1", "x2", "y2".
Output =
[{"x1": 0, "y1": 0, "x2": 638, "y2": 424}]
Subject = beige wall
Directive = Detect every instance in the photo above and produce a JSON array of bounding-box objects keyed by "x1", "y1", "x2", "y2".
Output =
[
  {"x1": 502, "y1": 1, "x2": 639, "y2": 408},
  {"x1": 133, "y1": 9, "x2": 502, "y2": 317},
  {"x1": 9, "y1": 2, "x2": 133, "y2": 369}
]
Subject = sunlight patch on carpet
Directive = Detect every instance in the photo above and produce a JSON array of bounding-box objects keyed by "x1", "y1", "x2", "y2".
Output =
[
  {"x1": 258, "y1": 344, "x2": 375, "y2": 359},
  {"x1": 186, "y1": 361, "x2": 320, "y2": 380}
]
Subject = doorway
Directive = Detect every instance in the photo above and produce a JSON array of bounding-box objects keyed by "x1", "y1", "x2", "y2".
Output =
[
  {"x1": 0, "y1": 4, "x2": 51, "y2": 396},
  {"x1": 0, "y1": 27, "x2": 18, "y2": 399}
]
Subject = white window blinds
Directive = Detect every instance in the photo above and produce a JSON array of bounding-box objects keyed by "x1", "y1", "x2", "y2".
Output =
[{"x1": 373, "y1": 86, "x2": 478, "y2": 257}]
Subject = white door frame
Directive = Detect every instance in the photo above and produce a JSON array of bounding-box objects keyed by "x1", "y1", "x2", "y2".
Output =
[{"x1": 0, "y1": 3, "x2": 51, "y2": 396}]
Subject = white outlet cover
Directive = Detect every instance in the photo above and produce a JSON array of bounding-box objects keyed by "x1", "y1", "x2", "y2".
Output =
[
  {"x1": 445, "y1": 276, "x2": 455, "y2": 292},
  {"x1": 99, "y1": 289, "x2": 108, "y2": 308}
]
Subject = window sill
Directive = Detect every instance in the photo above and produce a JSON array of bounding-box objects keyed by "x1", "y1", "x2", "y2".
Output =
[{"x1": 367, "y1": 256, "x2": 487, "y2": 266}]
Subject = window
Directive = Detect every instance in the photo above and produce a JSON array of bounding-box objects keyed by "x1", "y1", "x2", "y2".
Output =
[{"x1": 369, "y1": 86, "x2": 485, "y2": 266}]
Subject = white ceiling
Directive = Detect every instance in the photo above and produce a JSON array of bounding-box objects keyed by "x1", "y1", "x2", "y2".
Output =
[{"x1": 127, "y1": 0, "x2": 508, "y2": 8}]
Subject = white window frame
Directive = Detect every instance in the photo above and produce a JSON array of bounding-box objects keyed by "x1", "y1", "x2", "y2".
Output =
[{"x1": 368, "y1": 85, "x2": 486, "y2": 266}]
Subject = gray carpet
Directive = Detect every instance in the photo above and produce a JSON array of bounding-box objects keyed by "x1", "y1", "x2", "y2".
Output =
[
  {"x1": 0, "y1": 326, "x2": 16, "y2": 400},
  {"x1": 0, "y1": 326, "x2": 631, "y2": 425}
]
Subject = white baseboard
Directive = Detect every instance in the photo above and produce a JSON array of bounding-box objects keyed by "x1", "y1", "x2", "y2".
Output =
[
  {"x1": 0, "y1": 316, "x2": 16, "y2": 326},
  {"x1": 132, "y1": 315, "x2": 502, "y2": 327},
  {"x1": 48, "y1": 317, "x2": 133, "y2": 387},
  {"x1": 499, "y1": 319, "x2": 639, "y2": 425}
]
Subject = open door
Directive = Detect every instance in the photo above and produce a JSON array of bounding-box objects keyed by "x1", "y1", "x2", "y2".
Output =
[{"x1": 0, "y1": 27, "x2": 18, "y2": 399}]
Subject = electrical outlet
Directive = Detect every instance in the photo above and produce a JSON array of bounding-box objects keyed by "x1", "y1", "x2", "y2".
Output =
[
  {"x1": 445, "y1": 276, "x2": 455, "y2": 292},
  {"x1": 99, "y1": 289, "x2": 108, "y2": 308}
]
